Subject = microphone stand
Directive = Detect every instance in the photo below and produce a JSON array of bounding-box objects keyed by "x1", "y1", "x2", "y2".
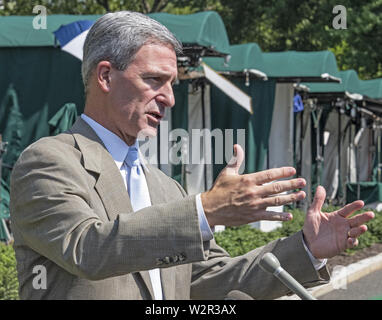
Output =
[{"x1": 259, "y1": 252, "x2": 316, "y2": 300}]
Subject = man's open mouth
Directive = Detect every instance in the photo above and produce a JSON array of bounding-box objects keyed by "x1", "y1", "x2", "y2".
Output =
[{"x1": 146, "y1": 111, "x2": 163, "y2": 120}]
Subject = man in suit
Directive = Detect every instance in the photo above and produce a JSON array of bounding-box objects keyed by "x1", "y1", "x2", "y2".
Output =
[{"x1": 10, "y1": 11, "x2": 374, "y2": 300}]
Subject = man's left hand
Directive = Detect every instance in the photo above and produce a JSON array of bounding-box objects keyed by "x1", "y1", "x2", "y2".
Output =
[{"x1": 303, "y1": 186, "x2": 375, "y2": 259}]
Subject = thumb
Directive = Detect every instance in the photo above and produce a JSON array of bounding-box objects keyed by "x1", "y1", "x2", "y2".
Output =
[
  {"x1": 222, "y1": 144, "x2": 244, "y2": 176},
  {"x1": 308, "y1": 185, "x2": 326, "y2": 214}
]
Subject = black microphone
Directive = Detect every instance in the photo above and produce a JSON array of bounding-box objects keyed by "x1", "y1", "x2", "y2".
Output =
[
  {"x1": 224, "y1": 290, "x2": 254, "y2": 300},
  {"x1": 259, "y1": 252, "x2": 316, "y2": 300}
]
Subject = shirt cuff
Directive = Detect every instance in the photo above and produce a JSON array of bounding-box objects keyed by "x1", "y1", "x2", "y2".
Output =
[
  {"x1": 195, "y1": 193, "x2": 214, "y2": 241},
  {"x1": 302, "y1": 236, "x2": 327, "y2": 270}
]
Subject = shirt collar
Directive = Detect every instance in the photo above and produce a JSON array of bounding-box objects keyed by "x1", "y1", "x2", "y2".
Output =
[{"x1": 80, "y1": 113, "x2": 138, "y2": 170}]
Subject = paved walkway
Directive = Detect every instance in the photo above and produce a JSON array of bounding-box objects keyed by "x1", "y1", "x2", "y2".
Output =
[
  {"x1": 278, "y1": 251, "x2": 382, "y2": 300},
  {"x1": 319, "y1": 268, "x2": 382, "y2": 300}
]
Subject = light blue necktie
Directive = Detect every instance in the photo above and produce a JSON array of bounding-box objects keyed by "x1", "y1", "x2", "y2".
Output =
[
  {"x1": 125, "y1": 145, "x2": 163, "y2": 300},
  {"x1": 125, "y1": 145, "x2": 151, "y2": 210}
]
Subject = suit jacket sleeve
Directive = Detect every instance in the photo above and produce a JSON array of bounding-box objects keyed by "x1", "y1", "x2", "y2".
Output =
[
  {"x1": 173, "y1": 175, "x2": 330, "y2": 300},
  {"x1": 10, "y1": 137, "x2": 209, "y2": 281},
  {"x1": 190, "y1": 231, "x2": 330, "y2": 300}
]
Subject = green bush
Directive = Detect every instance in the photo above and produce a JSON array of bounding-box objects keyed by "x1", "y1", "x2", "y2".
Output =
[
  {"x1": 215, "y1": 207, "x2": 382, "y2": 257},
  {"x1": 0, "y1": 243, "x2": 19, "y2": 300},
  {"x1": 215, "y1": 208, "x2": 306, "y2": 257}
]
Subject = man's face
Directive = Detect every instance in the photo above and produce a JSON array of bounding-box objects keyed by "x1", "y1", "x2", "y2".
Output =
[{"x1": 108, "y1": 43, "x2": 178, "y2": 143}]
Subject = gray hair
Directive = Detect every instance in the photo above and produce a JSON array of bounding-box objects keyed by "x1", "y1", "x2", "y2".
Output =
[{"x1": 82, "y1": 11, "x2": 182, "y2": 93}]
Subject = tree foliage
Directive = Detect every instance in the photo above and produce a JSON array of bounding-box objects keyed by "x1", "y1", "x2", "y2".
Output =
[
  {"x1": 184, "y1": 0, "x2": 382, "y2": 79},
  {"x1": 0, "y1": 0, "x2": 186, "y2": 14},
  {"x1": 1, "y1": 0, "x2": 381, "y2": 78}
]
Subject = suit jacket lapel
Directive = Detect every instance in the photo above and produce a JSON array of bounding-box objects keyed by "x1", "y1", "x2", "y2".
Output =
[
  {"x1": 70, "y1": 117, "x2": 155, "y2": 299},
  {"x1": 70, "y1": 118, "x2": 132, "y2": 221}
]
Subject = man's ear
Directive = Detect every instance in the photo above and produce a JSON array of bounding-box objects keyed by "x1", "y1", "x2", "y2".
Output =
[{"x1": 96, "y1": 61, "x2": 112, "y2": 93}]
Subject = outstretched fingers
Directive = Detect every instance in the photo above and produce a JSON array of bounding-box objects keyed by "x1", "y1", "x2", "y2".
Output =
[
  {"x1": 308, "y1": 185, "x2": 326, "y2": 213},
  {"x1": 254, "y1": 190, "x2": 306, "y2": 208},
  {"x1": 348, "y1": 225, "x2": 368, "y2": 238},
  {"x1": 255, "y1": 178, "x2": 306, "y2": 197},
  {"x1": 337, "y1": 200, "x2": 365, "y2": 218},
  {"x1": 346, "y1": 212, "x2": 374, "y2": 249},
  {"x1": 252, "y1": 210, "x2": 294, "y2": 222},
  {"x1": 348, "y1": 211, "x2": 375, "y2": 227},
  {"x1": 347, "y1": 237, "x2": 359, "y2": 248},
  {"x1": 250, "y1": 167, "x2": 297, "y2": 185},
  {"x1": 223, "y1": 144, "x2": 245, "y2": 176}
]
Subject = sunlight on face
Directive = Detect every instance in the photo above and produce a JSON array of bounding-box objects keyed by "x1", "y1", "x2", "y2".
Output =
[{"x1": 109, "y1": 43, "x2": 178, "y2": 143}]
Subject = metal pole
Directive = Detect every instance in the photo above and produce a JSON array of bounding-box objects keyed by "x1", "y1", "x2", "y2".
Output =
[
  {"x1": 316, "y1": 108, "x2": 323, "y2": 186},
  {"x1": 0, "y1": 134, "x2": 8, "y2": 243},
  {"x1": 338, "y1": 106, "x2": 342, "y2": 202},
  {"x1": 299, "y1": 109, "x2": 303, "y2": 178},
  {"x1": 378, "y1": 128, "x2": 381, "y2": 182},
  {"x1": 201, "y1": 82, "x2": 208, "y2": 192},
  {"x1": 0, "y1": 134, "x2": 5, "y2": 207},
  {"x1": 355, "y1": 117, "x2": 365, "y2": 200},
  {"x1": 356, "y1": 127, "x2": 360, "y2": 200}
]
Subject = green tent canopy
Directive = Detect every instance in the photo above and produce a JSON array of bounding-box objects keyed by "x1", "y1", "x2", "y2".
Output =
[
  {"x1": 203, "y1": 43, "x2": 266, "y2": 75},
  {"x1": 0, "y1": 15, "x2": 101, "y2": 47},
  {"x1": 0, "y1": 12, "x2": 230, "y2": 57},
  {"x1": 302, "y1": 70, "x2": 361, "y2": 94},
  {"x1": 48, "y1": 102, "x2": 79, "y2": 136},
  {"x1": 262, "y1": 50, "x2": 341, "y2": 82},
  {"x1": 359, "y1": 78, "x2": 382, "y2": 100},
  {"x1": 149, "y1": 11, "x2": 230, "y2": 57}
]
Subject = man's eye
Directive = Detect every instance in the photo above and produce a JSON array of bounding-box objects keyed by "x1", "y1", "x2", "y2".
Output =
[{"x1": 143, "y1": 76, "x2": 160, "y2": 83}]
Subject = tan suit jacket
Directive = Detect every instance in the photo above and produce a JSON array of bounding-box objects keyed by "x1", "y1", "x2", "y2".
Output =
[{"x1": 10, "y1": 118, "x2": 329, "y2": 300}]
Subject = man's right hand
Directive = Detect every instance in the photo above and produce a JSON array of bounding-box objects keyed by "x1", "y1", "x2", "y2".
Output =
[{"x1": 201, "y1": 144, "x2": 306, "y2": 227}]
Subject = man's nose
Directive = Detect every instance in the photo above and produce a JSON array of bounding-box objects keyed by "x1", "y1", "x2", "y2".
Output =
[{"x1": 156, "y1": 82, "x2": 175, "y2": 108}]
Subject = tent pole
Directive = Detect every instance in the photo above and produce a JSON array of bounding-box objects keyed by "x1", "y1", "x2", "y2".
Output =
[
  {"x1": 201, "y1": 81, "x2": 208, "y2": 192},
  {"x1": 356, "y1": 121, "x2": 360, "y2": 200},
  {"x1": 338, "y1": 105, "x2": 342, "y2": 203},
  {"x1": 316, "y1": 108, "x2": 323, "y2": 186},
  {"x1": 355, "y1": 114, "x2": 364, "y2": 200},
  {"x1": 0, "y1": 134, "x2": 2, "y2": 184},
  {"x1": 349, "y1": 116, "x2": 351, "y2": 183},
  {"x1": 378, "y1": 128, "x2": 381, "y2": 182},
  {"x1": 0, "y1": 134, "x2": 4, "y2": 211},
  {"x1": 299, "y1": 109, "x2": 303, "y2": 178},
  {"x1": 0, "y1": 134, "x2": 9, "y2": 243}
]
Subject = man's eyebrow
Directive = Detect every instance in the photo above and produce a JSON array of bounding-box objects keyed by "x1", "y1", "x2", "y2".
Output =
[
  {"x1": 141, "y1": 71, "x2": 171, "y2": 78},
  {"x1": 141, "y1": 71, "x2": 178, "y2": 83}
]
